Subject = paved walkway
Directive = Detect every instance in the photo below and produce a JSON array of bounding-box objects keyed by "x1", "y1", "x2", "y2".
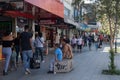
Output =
[{"x1": 1, "y1": 43, "x2": 120, "y2": 80}]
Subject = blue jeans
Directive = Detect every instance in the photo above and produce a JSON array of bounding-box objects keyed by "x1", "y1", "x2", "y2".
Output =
[
  {"x1": 22, "y1": 50, "x2": 33, "y2": 71},
  {"x1": 35, "y1": 47, "x2": 44, "y2": 61},
  {"x1": 2, "y1": 47, "x2": 12, "y2": 72}
]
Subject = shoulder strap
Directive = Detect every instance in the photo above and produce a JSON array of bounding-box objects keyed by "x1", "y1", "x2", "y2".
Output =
[{"x1": 38, "y1": 37, "x2": 43, "y2": 44}]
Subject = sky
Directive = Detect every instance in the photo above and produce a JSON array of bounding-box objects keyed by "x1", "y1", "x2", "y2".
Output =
[{"x1": 84, "y1": 0, "x2": 96, "y2": 4}]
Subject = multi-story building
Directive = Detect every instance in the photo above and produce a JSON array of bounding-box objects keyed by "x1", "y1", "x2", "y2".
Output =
[
  {"x1": 62, "y1": 0, "x2": 80, "y2": 39},
  {"x1": 80, "y1": 0, "x2": 100, "y2": 33}
]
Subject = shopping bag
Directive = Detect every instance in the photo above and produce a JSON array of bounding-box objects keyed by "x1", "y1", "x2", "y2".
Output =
[{"x1": 30, "y1": 57, "x2": 40, "y2": 69}]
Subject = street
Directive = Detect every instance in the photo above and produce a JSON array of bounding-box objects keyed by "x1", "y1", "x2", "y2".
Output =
[{"x1": 1, "y1": 43, "x2": 120, "y2": 80}]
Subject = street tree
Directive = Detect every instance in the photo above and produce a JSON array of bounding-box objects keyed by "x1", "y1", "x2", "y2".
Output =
[{"x1": 96, "y1": 0, "x2": 120, "y2": 74}]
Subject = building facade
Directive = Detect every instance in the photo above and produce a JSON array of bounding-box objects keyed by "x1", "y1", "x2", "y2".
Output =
[{"x1": 63, "y1": 0, "x2": 80, "y2": 40}]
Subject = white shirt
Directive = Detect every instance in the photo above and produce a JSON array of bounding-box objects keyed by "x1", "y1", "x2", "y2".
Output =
[
  {"x1": 35, "y1": 37, "x2": 44, "y2": 47},
  {"x1": 77, "y1": 38, "x2": 82, "y2": 45},
  {"x1": 71, "y1": 38, "x2": 77, "y2": 44},
  {"x1": 55, "y1": 35, "x2": 60, "y2": 44}
]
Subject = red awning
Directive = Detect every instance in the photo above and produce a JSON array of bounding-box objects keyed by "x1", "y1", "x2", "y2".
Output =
[
  {"x1": 25, "y1": 0, "x2": 64, "y2": 18},
  {"x1": 4, "y1": 11, "x2": 34, "y2": 19}
]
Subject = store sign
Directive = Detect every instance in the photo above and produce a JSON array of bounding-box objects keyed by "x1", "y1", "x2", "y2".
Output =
[
  {"x1": 10, "y1": 0, "x2": 24, "y2": 11},
  {"x1": 0, "y1": 0, "x2": 24, "y2": 11},
  {"x1": 54, "y1": 24, "x2": 68, "y2": 29},
  {"x1": 39, "y1": 20, "x2": 56, "y2": 25}
]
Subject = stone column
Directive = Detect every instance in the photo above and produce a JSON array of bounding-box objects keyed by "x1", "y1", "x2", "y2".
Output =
[
  {"x1": 31, "y1": 6, "x2": 35, "y2": 39},
  {"x1": 12, "y1": 17, "x2": 17, "y2": 37}
]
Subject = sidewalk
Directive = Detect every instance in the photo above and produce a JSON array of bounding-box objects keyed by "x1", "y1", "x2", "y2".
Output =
[{"x1": 1, "y1": 44, "x2": 120, "y2": 80}]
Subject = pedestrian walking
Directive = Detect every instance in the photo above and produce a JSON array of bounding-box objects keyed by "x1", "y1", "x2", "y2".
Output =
[
  {"x1": 34, "y1": 32, "x2": 45, "y2": 63},
  {"x1": 2, "y1": 31, "x2": 14, "y2": 75},
  {"x1": 98, "y1": 34, "x2": 103, "y2": 48},
  {"x1": 20, "y1": 25, "x2": 34, "y2": 75},
  {"x1": 71, "y1": 35, "x2": 77, "y2": 52},
  {"x1": 88, "y1": 35, "x2": 92, "y2": 51},
  {"x1": 14, "y1": 32, "x2": 23, "y2": 64},
  {"x1": 77, "y1": 36, "x2": 83, "y2": 53},
  {"x1": 94, "y1": 35, "x2": 99, "y2": 51},
  {"x1": 83, "y1": 34, "x2": 87, "y2": 47}
]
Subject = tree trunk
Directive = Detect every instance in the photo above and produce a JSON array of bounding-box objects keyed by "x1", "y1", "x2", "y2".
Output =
[
  {"x1": 108, "y1": 16, "x2": 116, "y2": 72},
  {"x1": 108, "y1": 17, "x2": 113, "y2": 49}
]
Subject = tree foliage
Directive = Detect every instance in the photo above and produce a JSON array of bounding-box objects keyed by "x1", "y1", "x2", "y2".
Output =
[{"x1": 73, "y1": 0, "x2": 120, "y2": 74}]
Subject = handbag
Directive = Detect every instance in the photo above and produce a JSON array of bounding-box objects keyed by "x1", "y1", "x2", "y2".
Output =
[{"x1": 30, "y1": 55, "x2": 40, "y2": 69}]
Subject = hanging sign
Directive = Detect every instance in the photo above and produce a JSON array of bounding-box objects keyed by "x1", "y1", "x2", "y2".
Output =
[{"x1": 10, "y1": 0, "x2": 24, "y2": 11}]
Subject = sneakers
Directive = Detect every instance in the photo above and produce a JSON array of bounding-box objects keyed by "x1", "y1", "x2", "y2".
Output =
[
  {"x1": 47, "y1": 71, "x2": 54, "y2": 74},
  {"x1": 25, "y1": 71, "x2": 29, "y2": 75},
  {"x1": 42, "y1": 60, "x2": 45, "y2": 63},
  {"x1": 25, "y1": 69, "x2": 31, "y2": 75},
  {"x1": 3, "y1": 70, "x2": 8, "y2": 76}
]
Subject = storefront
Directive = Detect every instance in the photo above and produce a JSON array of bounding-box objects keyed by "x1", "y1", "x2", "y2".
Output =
[
  {"x1": 0, "y1": 0, "x2": 64, "y2": 47},
  {"x1": 0, "y1": 0, "x2": 34, "y2": 36},
  {"x1": 24, "y1": 0, "x2": 64, "y2": 47}
]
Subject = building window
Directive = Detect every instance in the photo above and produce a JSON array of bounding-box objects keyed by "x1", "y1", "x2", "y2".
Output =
[
  {"x1": 74, "y1": 7, "x2": 79, "y2": 22},
  {"x1": 64, "y1": 7, "x2": 70, "y2": 17}
]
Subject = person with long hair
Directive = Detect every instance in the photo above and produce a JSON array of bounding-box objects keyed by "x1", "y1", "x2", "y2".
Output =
[
  {"x1": 2, "y1": 31, "x2": 13, "y2": 75},
  {"x1": 62, "y1": 39, "x2": 73, "y2": 59}
]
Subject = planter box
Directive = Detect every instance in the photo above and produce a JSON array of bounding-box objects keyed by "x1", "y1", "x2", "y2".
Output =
[{"x1": 54, "y1": 59, "x2": 73, "y2": 73}]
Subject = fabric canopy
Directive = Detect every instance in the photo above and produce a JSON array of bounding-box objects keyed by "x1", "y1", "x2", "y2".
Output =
[
  {"x1": 25, "y1": 0, "x2": 64, "y2": 18},
  {"x1": 4, "y1": 11, "x2": 34, "y2": 19}
]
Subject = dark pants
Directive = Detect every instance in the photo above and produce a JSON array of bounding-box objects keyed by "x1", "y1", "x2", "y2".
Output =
[
  {"x1": 15, "y1": 45, "x2": 23, "y2": 63},
  {"x1": 35, "y1": 47, "x2": 44, "y2": 61},
  {"x1": 88, "y1": 42, "x2": 92, "y2": 50}
]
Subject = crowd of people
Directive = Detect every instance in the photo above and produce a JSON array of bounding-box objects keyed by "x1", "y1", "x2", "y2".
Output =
[
  {"x1": 70, "y1": 33, "x2": 107, "y2": 52},
  {"x1": 1, "y1": 25, "x2": 74, "y2": 75},
  {"x1": 1, "y1": 24, "x2": 110, "y2": 76}
]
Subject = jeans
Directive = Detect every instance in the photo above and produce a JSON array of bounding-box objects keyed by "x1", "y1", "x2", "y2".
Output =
[
  {"x1": 22, "y1": 50, "x2": 33, "y2": 71},
  {"x1": 35, "y1": 47, "x2": 44, "y2": 61},
  {"x1": 2, "y1": 47, "x2": 12, "y2": 72},
  {"x1": 49, "y1": 58, "x2": 55, "y2": 71}
]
